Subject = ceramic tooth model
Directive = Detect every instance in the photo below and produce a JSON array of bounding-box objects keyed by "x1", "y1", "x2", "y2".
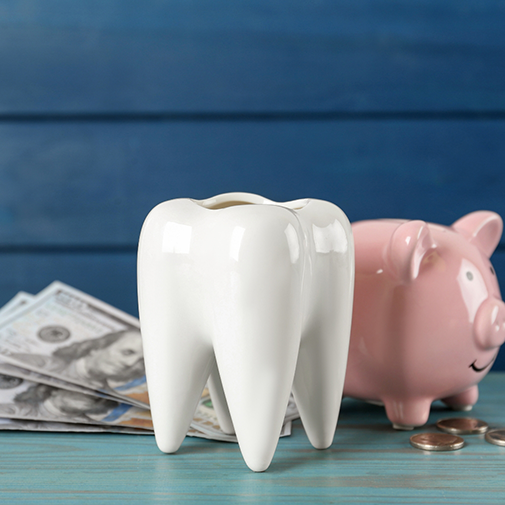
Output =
[
  {"x1": 137, "y1": 192, "x2": 354, "y2": 471},
  {"x1": 344, "y1": 211, "x2": 505, "y2": 429}
]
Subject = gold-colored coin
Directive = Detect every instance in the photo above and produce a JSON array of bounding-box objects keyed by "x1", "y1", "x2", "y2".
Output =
[
  {"x1": 410, "y1": 433, "x2": 465, "y2": 451},
  {"x1": 485, "y1": 429, "x2": 505, "y2": 447},
  {"x1": 436, "y1": 417, "x2": 489, "y2": 435}
]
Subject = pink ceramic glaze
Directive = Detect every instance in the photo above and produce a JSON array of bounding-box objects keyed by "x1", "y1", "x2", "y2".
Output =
[{"x1": 344, "y1": 211, "x2": 505, "y2": 429}]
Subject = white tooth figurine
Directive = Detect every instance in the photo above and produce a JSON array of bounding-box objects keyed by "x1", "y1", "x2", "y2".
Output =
[{"x1": 137, "y1": 192, "x2": 354, "y2": 471}]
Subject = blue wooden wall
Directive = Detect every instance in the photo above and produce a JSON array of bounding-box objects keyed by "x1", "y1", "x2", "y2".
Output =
[{"x1": 1, "y1": 0, "x2": 505, "y2": 369}]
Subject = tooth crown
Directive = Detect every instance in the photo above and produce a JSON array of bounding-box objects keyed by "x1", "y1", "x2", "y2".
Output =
[{"x1": 137, "y1": 193, "x2": 354, "y2": 471}]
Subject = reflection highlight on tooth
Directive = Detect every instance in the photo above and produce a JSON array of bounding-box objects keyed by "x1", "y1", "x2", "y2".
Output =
[
  {"x1": 163, "y1": 222, "x2": 192, "y2": 254},
  {"x1": 229, "y1": 226, "x2": 246, "y2": 262}
]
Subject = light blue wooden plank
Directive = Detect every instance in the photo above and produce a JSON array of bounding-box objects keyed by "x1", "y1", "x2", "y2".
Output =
[
  {"x1": 0, "y1": 120, "x2": 504, "y2": 246},
  {"x1": 0, "y1": 373, "x2": 504, "y2": 503},
  {"x1": 2, "y1": 251, "x2": 505, "y2": 370},
  {"x1": 0, "y1": 0, "x2": 504, "y2": 113}
]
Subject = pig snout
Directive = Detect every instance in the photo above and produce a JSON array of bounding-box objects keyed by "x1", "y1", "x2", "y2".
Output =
[{"x1": 474, "y1": 298, "x2": 505, "y2": 350}]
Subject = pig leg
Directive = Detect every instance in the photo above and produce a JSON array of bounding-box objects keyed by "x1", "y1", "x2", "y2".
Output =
[
  {"x1": 383, "y1": 397, "x2": 432, "y2": 430},
  {"x1": 441, "y1": 385, "x2": 478, "y2": 411}
]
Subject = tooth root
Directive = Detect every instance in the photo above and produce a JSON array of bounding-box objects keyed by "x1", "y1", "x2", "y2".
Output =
[
  {"x1": 292, "y1": 322, "x2": 351, "y2": 449},
  {"x1": 293, "y1": 218, "x2": 354, "y2": 449},
  {"x1": 207, "y1": 364, "x2": 234, "y2": 435},
  {"x1": 214, "y1": 323, "x2": 301, "y2": 472},
  {"x1": 138, "y1": 226, "x2": 214, "y2": 452},
  {"x1": 213, "y1": 245, "x2": 304, "y2": 471},
  {"x1": 144, "y1": 325, "x2": 213, "y2": 454}
]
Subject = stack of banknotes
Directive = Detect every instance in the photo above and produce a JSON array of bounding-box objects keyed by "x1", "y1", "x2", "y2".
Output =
[{"x1": 0, "y1": 282, "x2": 298, "y2": 440}]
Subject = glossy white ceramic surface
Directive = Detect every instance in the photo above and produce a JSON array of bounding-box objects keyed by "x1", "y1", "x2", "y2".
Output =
[{"x1": 137, "y1": 192, "x2": 354, "y2": 471}]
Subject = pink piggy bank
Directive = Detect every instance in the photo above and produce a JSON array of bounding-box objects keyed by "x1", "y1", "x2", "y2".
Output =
[{"x1": 344, "y1": 211, "x2": 505, "y2": 429}]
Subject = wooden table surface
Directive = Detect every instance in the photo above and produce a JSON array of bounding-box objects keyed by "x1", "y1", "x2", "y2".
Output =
[{"x1": 1, "y1": 373, "x2": 505, "y2": 504}]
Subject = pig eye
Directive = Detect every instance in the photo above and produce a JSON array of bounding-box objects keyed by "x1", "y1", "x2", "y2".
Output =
[
  {"x1": 490, "y1": 266, "x2": 496, "y2": 275},
  {"x1": 466, "y1": 271, "x2": 474, "y2": 281}
]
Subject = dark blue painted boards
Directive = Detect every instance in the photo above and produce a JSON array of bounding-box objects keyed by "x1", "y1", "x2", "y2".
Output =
[
  {"x1": 1, "y1": 0, "x2": 505, "y2": 113},
  {"x1": 0, "y1": 253, "x2": 138, "y2": 317},
  {"x1": 1, "y1": 120, "x2": 505, "y2": 246},
  {"x1": 2, "y1": 0, "x2": 505, "y2": 371}
]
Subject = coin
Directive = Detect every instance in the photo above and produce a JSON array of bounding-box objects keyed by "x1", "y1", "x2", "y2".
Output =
[
  {"x1": 485, "y1": 429, "x2": 505, "y2": 447},
  {"x1": 410, "y1": 433, "x2": 465, "y2": 451},
  {"x1": 436, "y1": 417, "x2": 489, "y2": 435}
]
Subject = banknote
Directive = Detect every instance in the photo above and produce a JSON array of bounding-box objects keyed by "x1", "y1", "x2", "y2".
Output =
[
  {"x1": 0, "y1": 416, "x2": 231, "y2": 440},
  {"x1": 0, "y1": 289, "x2": 128, "y2": 404},
  {"x1": 0, "y1": 373, "x2": 153, "y2": 429},
  {"x1": 0, "y1": 417, "x2": 152, "y2": 434},
  {"x1": 0, "y1": 291, "x2": 34, "y2": 319},
  {"x1": 0, "y1": 281, "x2": 148, "y2": 408},
  {"x1": 0, "y1": 360, "x2": 133, "y2": 404},
  {"x1": 193, "y1": 394, "x2": 293, "y2": 441}
]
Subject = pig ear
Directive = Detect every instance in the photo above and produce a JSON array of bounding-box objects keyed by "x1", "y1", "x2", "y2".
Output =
[
  {"x1": 385, "y1": 220, "x2": 436, "y2": 283},
  {"x1": 452, "y1": 211, "x2": 503, "y2": 258}
]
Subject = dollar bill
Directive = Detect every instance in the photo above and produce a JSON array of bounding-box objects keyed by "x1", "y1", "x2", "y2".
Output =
[
  {"x1": 193, "y1": 394, "x2": 294, "y2": 441},
  {"x1": 0, "y1": 373, "x2": 153, "y2": 430},
  {"x1": 0, "y1": 360, "x2": 133, "y2": 404},
  {"x1": 0, "y1": 289, "x2": 127, "y2": 405},
  {"x1": 0, "y1": 417, "x2": 153, "y2": 434},
  {"x1": 0, "y1": 291, "x2": 34, "y2": 319},
  {"x1": 0, "y1": 281, "x2": 148, "y2": 408}
]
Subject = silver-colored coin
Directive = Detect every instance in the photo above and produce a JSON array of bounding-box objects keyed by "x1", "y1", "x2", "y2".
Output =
[
  {"x1": 485, "y1": 429, "x2": 505, "y2": 447},
  {"x1": 436, "y1": 417, "x2": 489, "y2": 435},
  {"x1": 410, "y1": 432, "x2": 465, "y2": 451}
]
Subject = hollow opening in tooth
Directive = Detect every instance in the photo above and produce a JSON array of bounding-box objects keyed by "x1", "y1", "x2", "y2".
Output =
[
  {"x1": 195, "y1": 193, "x2": 269, "y2": 209},
  {"x1": 202, "y1": 200, "x2": 256, "y2": 210},
  {"x1": 284, "y1": 199, "x2": 310, "y2": 210},
  {"x1": 195, "y1": 195, "x2": 311, "y2": 211}
]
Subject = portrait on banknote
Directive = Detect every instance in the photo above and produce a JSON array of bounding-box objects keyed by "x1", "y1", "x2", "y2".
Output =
[{"x1": 11, "y1": 327, "x2": 144, "y2": 392}]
